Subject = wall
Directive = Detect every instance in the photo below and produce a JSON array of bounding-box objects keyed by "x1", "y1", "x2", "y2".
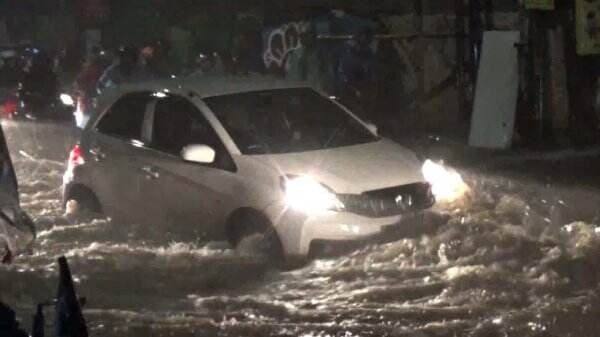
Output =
[{"x1": 261, "y1": 8, "x2": 521, "y2": 133}]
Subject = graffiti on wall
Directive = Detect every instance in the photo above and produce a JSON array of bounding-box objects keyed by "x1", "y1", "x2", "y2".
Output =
[{"x1": 263, "y1": 22, "x2": 308, "y2": 70}]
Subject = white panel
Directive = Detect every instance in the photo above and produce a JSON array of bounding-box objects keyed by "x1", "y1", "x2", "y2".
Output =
[{"x1": 469, "y1": 31, "x2": 520, "y2": 149}]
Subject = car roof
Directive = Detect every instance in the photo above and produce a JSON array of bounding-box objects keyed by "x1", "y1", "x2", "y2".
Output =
[
  {"x1": 92, "y1": 75, "x2": 312, "y2": 126},
  {"x1": 106, "y1": 75, "x2": 310, "y2": 98}
]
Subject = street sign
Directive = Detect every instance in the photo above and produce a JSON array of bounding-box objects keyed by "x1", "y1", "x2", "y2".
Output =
[
  {"x1": 576, "y1": 0, "x2": 600, "y2": 55},
  {"x1": 525, "y1": 0, "x2": 555, "y2": 10}
]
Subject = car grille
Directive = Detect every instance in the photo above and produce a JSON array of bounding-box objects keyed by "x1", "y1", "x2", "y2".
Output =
[{"x1": 338, "y1": 182, "x2": 435, "y2": 218}]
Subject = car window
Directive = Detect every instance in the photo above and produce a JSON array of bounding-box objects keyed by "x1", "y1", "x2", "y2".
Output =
[
  {"x1": 95, "y1": 92, "x2": 153, "y2": 141},
  {"x1": 204, "y1": 88, "x2": 378, "y2": 155},
  {"x1": 151, "y1": 95, "x2": 222, "y2": 156}
]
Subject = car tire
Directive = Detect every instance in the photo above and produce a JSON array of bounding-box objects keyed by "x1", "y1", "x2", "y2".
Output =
[
  {"x1": 228, "y1": 211, "x2": 284, "y2": 266},
  {"x1": 65, "y1": 186, "x2": 102, "y2": 220}
]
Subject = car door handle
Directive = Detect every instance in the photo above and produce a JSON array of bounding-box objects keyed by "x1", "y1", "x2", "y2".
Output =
[
  {"x1": 140, "y1": 166, "x2": 160, "y2": 179},
  {"x1": 89, "y1": 146, "x2": 105, "y2": 161}
]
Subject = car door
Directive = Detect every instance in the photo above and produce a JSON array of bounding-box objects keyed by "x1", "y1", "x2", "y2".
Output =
[
  {"x1": 88, "y1": 91, "x2": 155, "y2": 222},
  {"x1": 139, "y1": 94, "x2": 239, "y2": 241}
]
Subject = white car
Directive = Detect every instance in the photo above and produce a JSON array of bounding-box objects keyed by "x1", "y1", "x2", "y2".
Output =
[{"x1": 62, "y1": 76, "x2": 435, "y2": 262}]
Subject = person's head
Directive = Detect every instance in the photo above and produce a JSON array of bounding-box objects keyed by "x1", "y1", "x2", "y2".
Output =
[
  {"x1": 140, "y1": 45, "x2": 155, "y2": 66},
  {"x1": 29, "y1": 49, "x2": 51, "y2": 71},
  {"x1": 195, "y1": 52, "x2": 215, "y2": 73},
  {"x1": 117, "y1": 45, "x2": 138, "y2": 69}
]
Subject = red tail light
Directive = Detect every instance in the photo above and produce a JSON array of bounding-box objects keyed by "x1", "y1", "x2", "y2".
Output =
[
  {"x1": 2, "y1": 97, "x2": 17, "y2": 118},
  {"x1": 68, "y1": 144, "x2": 85, "y2": 168}
]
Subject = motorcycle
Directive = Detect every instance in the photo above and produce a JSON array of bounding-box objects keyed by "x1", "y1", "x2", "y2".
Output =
[{"x1": 14, "y1": 88, "x2": 75, "y2": 122}]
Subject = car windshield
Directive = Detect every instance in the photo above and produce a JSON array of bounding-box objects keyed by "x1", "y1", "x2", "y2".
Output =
[{"x1": 204, "y1": 88, "x2": 378, "y2": 154}]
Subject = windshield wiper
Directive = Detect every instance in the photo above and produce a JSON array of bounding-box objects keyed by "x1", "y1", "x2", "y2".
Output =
[{"x1": 324, "y1": 124, "x2": 348, "y2": 148}]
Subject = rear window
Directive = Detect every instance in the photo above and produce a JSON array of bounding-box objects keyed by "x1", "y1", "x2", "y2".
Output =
[{"x1": 95, "y1": 92, "x2": 153, "y2": 141}]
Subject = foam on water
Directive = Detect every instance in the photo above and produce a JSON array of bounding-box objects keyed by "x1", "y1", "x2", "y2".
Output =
[{"x1": 2, "y1": 123, "x2": 600, "y2": 336}]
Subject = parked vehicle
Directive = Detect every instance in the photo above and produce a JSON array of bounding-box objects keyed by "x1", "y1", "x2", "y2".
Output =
[{"x1": 62, "y1": 76, "x2": 434, "y2": 263}]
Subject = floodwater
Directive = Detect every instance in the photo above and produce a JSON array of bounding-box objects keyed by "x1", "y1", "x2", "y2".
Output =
[{"x1": 2, "y1": 121, "x2": 600, "y2": 337}]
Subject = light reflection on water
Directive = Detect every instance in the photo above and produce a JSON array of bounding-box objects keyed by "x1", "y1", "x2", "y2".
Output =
[{"x1": 2, "y1": 126, "x2": 600, "y2": 336}]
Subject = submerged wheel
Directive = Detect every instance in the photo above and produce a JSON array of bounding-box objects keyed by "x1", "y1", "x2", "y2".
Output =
[
  {"x1": 65, "y1": 185, "x2": 102, "y2": 219},
  {"x1": 227, "y1": 211, "x2": 284, "y2": 265}
]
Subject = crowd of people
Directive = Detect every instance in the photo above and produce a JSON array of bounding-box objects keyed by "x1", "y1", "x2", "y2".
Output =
[
  {"x1": 0, "y1": 48, "x2": 60, "y2": 119},
  {"x1": 0, "y1": 25, "x2": 405, "y2": 130},
  {"x1": 283, "y1": 26, "x2": 406, "y2": 127}
]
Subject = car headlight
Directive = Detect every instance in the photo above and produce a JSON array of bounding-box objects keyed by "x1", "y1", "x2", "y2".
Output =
[
  {"x1": 282, "y1": 176, "x2": 344, "y2": 214},
  {"x1": 60, "y1": 93, "x2": 74, "y2": 106},
  {"x1": 422, "y1": 160, "x2": 469, "y2": 203}
]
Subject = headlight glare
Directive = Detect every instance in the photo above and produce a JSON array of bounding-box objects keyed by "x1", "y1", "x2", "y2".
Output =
[
  {"x1": 60, "y1": 93, "x2": 74, "y2": 106},
  {"x1": 422, "y1": 160, "x2": 469, "y2": 203},
  {"x1": 282, "y1": 176, "x2": 343, "y2": 214}
]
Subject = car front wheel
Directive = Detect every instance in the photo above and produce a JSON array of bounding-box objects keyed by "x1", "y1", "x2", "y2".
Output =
[{"x1": 228, "y1": 211, "x2": 284, "y2": 266}]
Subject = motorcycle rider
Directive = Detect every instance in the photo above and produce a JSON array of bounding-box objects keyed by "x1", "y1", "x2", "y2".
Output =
[
  {"x1": 19, "y1": 50, "x2": 58, "y2": 117},
  {"x1": 76, "y1": 47, "x2": 109, "y2": 99},
  {"x1": 0, "y1": 51, "x2": 22, "y2": 118},
  {"x1": 189, "y1": 51, "x2": 225, "y2": 77},
  {"x1": 0, "y1": 51, "x2": 22, "y2": 89},
  {"x1": 74, "y1": 47, "x2": 110, "y2": 127},
  {"x1": 97, "y1": 45, "x2": 139, "y2": 93}
]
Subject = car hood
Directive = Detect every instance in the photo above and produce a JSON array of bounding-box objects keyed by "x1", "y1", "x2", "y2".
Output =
[{"x1": 249, "y1": 139, "x2": 425, "y2": 194}]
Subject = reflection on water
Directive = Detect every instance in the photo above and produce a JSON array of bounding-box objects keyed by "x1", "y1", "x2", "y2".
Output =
[{"x1": 2, "y1": 151, "x2": 600, "y2": 336}]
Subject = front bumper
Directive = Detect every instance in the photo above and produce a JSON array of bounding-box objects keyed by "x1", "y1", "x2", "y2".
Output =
[
  {"x1": 308, "y1": 212, "x2": 429, "y2": 257},
  {"x1": 265, "y1": 203, "x2": 432, "y2": 257}
]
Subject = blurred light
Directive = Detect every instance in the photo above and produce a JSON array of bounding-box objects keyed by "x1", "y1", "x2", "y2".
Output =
[
  {"x1": 152, "y1": 92, "x2": 167, "y2": 98},
  {"x1": 283, "y1": 176, "x2": 343, "y2": 214},
  {"x1": 65, "y1": 200, "x2": 79, "y2": 216},
  {"x1": 65, "y1": 144, "x2": 85, "y2": 185},
  {"x1": 68, "y1": 144, "x2": 84, "y2": 167},
  {"x1": 313, "y1": 259, "x2": 336, "y2": 270},
  {"x1": 74, "y1": 105, "x2": 88, "y2": 129},
  {"x1": 60, "y1": 93, "x2": 74, "y2": 106},
  {"x1": 131, "y1": 140, "x2": 144, "y2": 148},
  {"x1": 422, "y1": 160, "x2": 469, "y2": 203}
]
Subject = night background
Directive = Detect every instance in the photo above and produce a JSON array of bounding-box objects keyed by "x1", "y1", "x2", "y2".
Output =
[{"x1": 1, "y1": 1, "x2": 600, "y2": 337}]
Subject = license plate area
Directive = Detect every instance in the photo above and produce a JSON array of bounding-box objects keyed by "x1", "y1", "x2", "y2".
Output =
[{"x1": 381, "y1": 211, "x2": 426, "y2": 239}]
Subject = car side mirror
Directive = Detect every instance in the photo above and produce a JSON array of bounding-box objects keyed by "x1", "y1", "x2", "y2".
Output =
[
  {"x1": 365, "y1": 123, "x2": 378, "y2": 136},
  {"x1": 181, "y1": 144, "x2": 215, "y2": 164}
]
